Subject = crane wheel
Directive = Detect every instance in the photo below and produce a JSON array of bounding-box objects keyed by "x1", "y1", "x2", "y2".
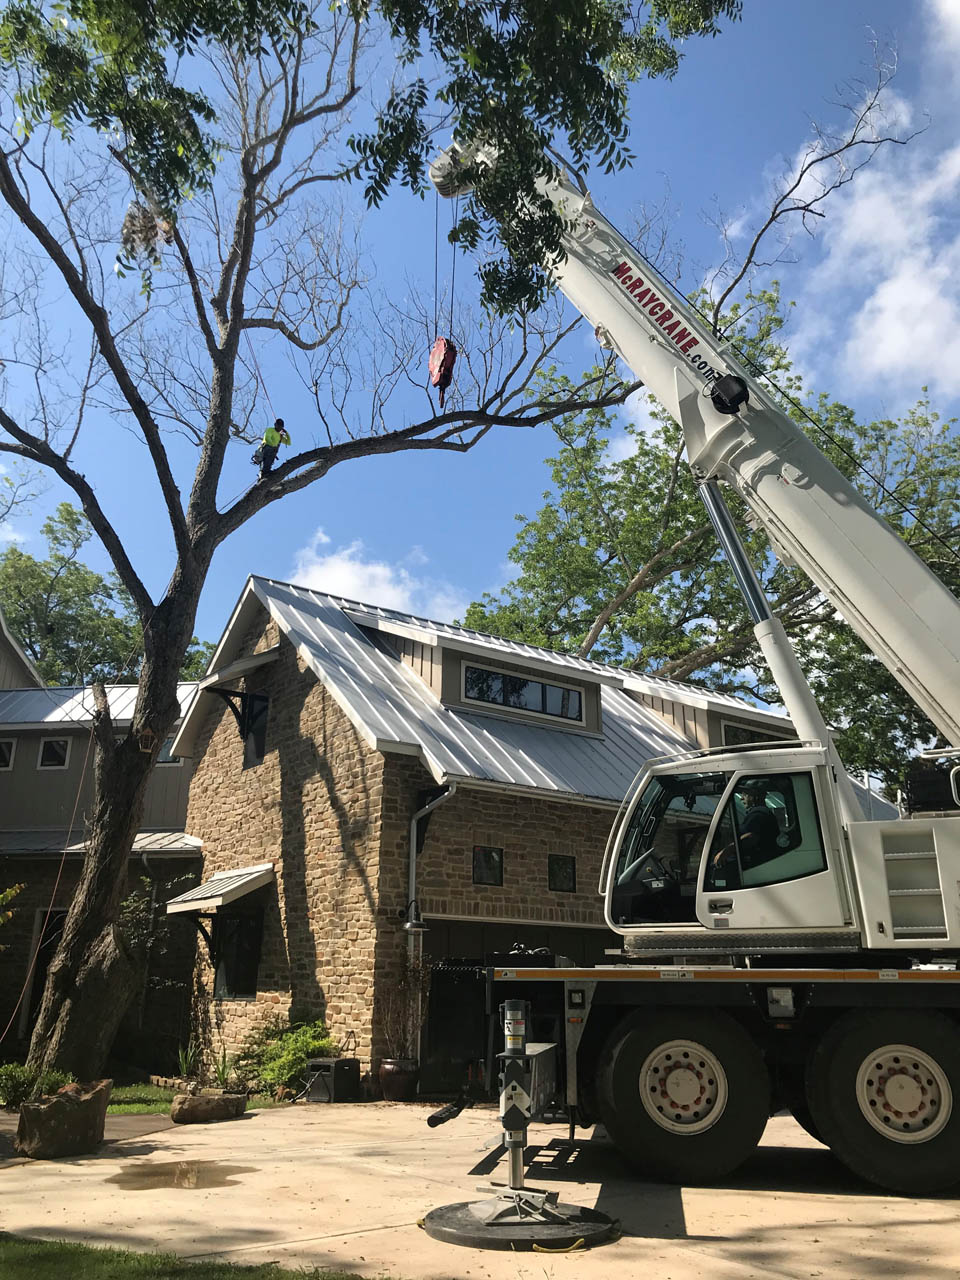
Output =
[
  {"x1": 596, "y1": 1008, "x2": 769, "y2": 1183},
  {"x1": 807, "y1": 1010, "x2": 960, "y2": 1194}
]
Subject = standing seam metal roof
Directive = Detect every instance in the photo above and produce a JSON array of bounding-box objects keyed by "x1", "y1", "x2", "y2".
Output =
[
  {"x1": 0, "y1": 683, "x2": 198, "y2": 727},
  {"x1": 185, "y1": 578, "x2": 697, "y2": 804}
]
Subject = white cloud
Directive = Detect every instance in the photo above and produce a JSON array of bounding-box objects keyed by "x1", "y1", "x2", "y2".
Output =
[
  {"x1": 925, "y1": 0, "x2": 960, "y2": 58},
  {"x1": 291, "y1": 529, "x2": 469, "y2": 621},
  {"x1": 607, "y1": 390, "x2": 661, "y2": 461},
  {"x1": 791, "y1": 141, "x2": 960, "y2": 400}
]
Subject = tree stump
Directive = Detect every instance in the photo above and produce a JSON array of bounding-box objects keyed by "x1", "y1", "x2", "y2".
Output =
[{"x1": 15, "y1": 1080, "x2": 113, "y2": 1159}]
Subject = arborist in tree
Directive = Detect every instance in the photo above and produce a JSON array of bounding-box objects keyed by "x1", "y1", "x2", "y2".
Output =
[{"x1": 253, "y1": 418, "x2": 291, "y2": 479}]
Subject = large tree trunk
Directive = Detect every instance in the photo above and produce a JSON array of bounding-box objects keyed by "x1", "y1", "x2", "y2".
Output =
[{"x1": 27, "y1": 604, "x2": 197, "y2": 1078}]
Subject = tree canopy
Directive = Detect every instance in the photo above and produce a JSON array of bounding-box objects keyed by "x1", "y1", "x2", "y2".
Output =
[
  {"x1": 0, "y1": 503, "x2": 213, "y2": 684},
  {"x1": 0, "y1": 0, "x2": 741, "y2": 310},
  {"x1": 465, "y1": 286, "x2": 960, "y2": 792}
]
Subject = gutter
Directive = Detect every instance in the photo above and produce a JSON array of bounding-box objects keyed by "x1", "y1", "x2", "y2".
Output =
[{"x1": 406, "y1": 782, "x2": 457, "y2": 958}]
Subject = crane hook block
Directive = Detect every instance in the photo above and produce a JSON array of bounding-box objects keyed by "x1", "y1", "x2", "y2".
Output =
[
  {"x1": 429, "y1": 336, "x2": 458, "y2": 408},
  {"x1": 710, "y1": 374, "x2": 749, "y2": 416}
]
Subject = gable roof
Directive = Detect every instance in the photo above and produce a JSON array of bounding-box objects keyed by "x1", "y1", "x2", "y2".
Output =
[{"x1": 172, "y1": 577, "x2": 790, "y2": 806}]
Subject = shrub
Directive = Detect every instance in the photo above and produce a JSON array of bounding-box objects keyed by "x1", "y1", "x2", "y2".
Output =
[
  {"x1": 0, "y1": 1063, "x2": 75, "y2": 1108},
  {"x1": 235, "y1": 1019, "x2": 338, "y2": 1095},
  {"x1": 0, "y1": 1063, "x2": 34, "y2": 1109}
]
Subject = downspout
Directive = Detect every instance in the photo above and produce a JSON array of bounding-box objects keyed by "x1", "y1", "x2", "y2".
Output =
[{"x1": 407, "y1": 782, "x2": 458, "y2": 960}]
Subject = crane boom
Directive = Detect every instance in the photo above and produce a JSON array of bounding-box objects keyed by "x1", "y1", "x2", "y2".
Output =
[{"x1": 431, "y1": 148, "x2": 960, "y2": 747}]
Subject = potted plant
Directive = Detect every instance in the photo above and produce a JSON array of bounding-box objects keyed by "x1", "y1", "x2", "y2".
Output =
[{"x1": 378, "y1": 955, "x2": 432, "y2": 1101}]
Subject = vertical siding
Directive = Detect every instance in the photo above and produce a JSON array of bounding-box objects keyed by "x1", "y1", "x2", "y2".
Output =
[
  {"x1": 395, "y1": 636, "x2": 442, "y2": 694},
  {"x1": 637, "y1": 693, "x2": 710, "y2": 749},
  {"x1": 0, "y1": 637, "x2": 39, "y2": 690}
]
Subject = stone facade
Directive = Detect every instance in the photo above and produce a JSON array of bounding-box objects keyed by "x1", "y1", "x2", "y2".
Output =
[
  {"x1": 184, "y1": 609, "x2": 387, "y2": 1069},
  {"x1": 183, "y1": 605, "x2": 626, "y2": 1078}
]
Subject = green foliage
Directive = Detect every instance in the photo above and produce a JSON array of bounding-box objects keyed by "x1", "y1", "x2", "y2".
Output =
[
  {"x1": 210, "y1": 1048, "x2": 236, "y2": 1089},
  {"x1": 234, "y1": 1018, "x2": 337, "y2": 1094},
  {"x1": 0, "y1": 503, "x2": 211, "y2": 683},
  {"x1": 0, "y1": 1062, "x2": 74, "y2": 1108},
  {"x1": 0, "y1": 0, "x2": 741, "y2": 312},
  {"x1": 465, "y1": 285, "x2": 960, "y2": 792},
  {"x1": 176, "y1": 1039, "x2": 200, "y2": 1079},
  {"x1": 0, "y1": 883, "x2": 23, "y2": 951}
]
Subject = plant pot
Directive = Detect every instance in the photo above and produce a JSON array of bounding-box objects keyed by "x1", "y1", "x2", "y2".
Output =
[{"x1": 378, "y1": 1058, "x2": 419, "y2": 1101}]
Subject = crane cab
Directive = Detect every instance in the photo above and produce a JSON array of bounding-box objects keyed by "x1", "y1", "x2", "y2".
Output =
[{"x1": 602, "y1": 744, "x2": 857, "y2": 944}]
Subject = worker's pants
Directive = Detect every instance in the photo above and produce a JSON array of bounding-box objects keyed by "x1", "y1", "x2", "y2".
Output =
[{"x1": 259, "y1": 444, "x2": 278, "y2": 477}]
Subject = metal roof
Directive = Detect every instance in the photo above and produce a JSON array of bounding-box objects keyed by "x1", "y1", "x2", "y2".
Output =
[
  {"x1": 166, "y1": 862, "x2": 274, "y2": 914},
  {"x1": 0, "y1": 683, "x2": 198, "y2": 728},
  {"x1": 0, "y1": 829, "x2": 202, "y2": 856},
  {"x1": 174, "y1": 577, "x2": 697, "y2": 803}
]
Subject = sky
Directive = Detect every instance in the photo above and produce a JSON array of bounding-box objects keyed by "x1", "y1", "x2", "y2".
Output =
[{"x1": 3, "y1": 0, "x2": 960, "y2": 653}]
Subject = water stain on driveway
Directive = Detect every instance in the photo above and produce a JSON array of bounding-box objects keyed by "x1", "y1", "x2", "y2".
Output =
[{"x1": 106, "y1": 1161, "x2": 257, "y2": 1190}]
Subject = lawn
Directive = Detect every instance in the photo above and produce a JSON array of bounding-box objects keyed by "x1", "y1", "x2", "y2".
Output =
[
  {"x1": 107, "y1": 1085, "x2": 284, "y2": 1115},
  {"x1": 0, "y1": 1235, "x2": 368, "y2": 1280}
]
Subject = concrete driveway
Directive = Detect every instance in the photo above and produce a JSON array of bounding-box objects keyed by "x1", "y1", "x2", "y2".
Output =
[{"x1": 1, "y1": 1102, "x2": 958, "y2": 1280}]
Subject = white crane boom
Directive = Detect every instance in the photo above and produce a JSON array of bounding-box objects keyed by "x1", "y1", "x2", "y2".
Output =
[{"x1": 431, "y1": 149, "x2": 960, "y2": 748}]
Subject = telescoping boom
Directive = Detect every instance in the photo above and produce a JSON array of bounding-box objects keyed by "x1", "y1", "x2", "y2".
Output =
[{"x1": 430, "y1": 146, "x2": 960, "y2": 750}]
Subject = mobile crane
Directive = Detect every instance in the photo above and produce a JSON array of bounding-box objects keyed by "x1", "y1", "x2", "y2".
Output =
[{"x1": 429, "y1": 144, "x2": 960, "y2": 1194}]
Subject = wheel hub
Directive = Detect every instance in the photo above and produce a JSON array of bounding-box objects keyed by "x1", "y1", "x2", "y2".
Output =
[
  {"x1": 639, "y1": 1039, "x2": 727, "y2": 1135},
  {"x1": 855, "y1": 1043, "x2": 952, "y2": 1144}
]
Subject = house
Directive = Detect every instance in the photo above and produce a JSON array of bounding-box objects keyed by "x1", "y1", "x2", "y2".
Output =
[
  {"x1": 169, "y1": 575, "x2": 831, "y2": 1086},
  {"x1": 0, "y1": 607, "x2": 200, "y2": 1065}
]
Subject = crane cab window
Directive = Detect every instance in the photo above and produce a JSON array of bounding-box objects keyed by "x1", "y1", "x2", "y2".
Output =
[
  {"x1": 705, "y1": 773, "x2": 827, "y2": 892},
  {"x1": 610, "y1": 772, "x2": 728, "y2": 925}
]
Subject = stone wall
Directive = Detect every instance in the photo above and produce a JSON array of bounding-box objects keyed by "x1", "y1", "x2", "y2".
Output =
[
  {"x1": 183, "y1": 608, "x2": 386, "y2": 1071},
  {"x1": 381, "y1": 755, "x2": 614, "y2": 932}
]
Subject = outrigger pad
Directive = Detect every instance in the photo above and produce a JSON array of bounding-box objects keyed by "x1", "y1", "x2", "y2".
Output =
[{"x1": 422, "y1": 1196, "x2": 618, "y2": 1252}]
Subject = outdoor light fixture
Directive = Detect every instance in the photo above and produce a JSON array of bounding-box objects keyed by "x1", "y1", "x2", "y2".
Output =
[{"x1": 402, "y1": 900, "x2": 427, "y2": 934}]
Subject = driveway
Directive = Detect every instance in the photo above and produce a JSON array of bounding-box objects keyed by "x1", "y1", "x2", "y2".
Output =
[{"x1": 1, "y1": 1102, "x2": 957, "y2": 1280}]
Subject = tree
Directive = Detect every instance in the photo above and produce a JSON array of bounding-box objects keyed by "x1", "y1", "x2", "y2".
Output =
[
  {"x1": 0, "y1": 0, "x2": 742, "y2": 1075},
  {"x1": 0, "y1": 503, "x2": 213, "y2": 683},
  {"x1": 465, "y1": 290, "x2": 960, "y2": 794},
  {"x1": 0, "y1": 883, "x2": 23, "y2": 951}
]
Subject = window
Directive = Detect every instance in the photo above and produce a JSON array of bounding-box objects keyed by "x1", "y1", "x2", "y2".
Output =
[
  {"x1": 157, "y1": 737, "x2": 182, "y2": 766},
  {"x1": 38, "y1": 737, "x2": 71, "y2": 770},
  {"x1": 463, "y1": 663, "x2": 583, "y2": 723},
  {"x1": 473, "y1": 845, "x2": 504, "y2": 886},
  {"x1": 705, "y1": 772, "x2": 828, "y2": 893},
  {"x1": 243, "y1": 694, "x2": 269, "y2": 769},
  {"x1": 611, "y1": 772, "x2": 728, "y2": 925},
  {"x1": 0, "y1": 739, "x2": 15, "y2": 770},
  {"x1": 722, "y1": 722, "x2": 790, "y2": 748},
  {"x1": 548, "y1": 854, "x2": 576, "y2": 893},
  {"x1": 212, "y1": 911, "x2": 263, "y2": 998}
]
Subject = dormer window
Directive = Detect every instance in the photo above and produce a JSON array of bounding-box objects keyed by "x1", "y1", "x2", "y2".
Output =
[{"x1": 462, "y1": 662, "x2": 584, "y2": 724}]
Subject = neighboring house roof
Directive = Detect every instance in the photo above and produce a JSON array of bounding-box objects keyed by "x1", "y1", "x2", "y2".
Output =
[
  {"x1": 0, "y1": 683, "x2": 198, "y2": 729},
  {"x1": 173, "y1": 577, "x2": 791, "y2": 806},
  {"x1": 0, "y1": 604, "x2": 44, "y2": 689},
  {"x1": 0, "y1": 829, "x2": 202, "y2": 856}
]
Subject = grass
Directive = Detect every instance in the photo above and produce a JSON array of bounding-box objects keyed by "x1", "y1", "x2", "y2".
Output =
[
  {"x1": 0, "y1": 1235, "x2": 371, "y2": 1279},
  {"x1": 107, "y1": 1084, "x2": 285, "y2": 1115}
]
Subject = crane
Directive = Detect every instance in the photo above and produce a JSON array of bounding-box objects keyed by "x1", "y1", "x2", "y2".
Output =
[{"x1": 428, "y1": 143, "x2": 960, "y2": 1195}]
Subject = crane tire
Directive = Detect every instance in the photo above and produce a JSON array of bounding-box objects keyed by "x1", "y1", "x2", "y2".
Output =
[
  {"x1": 807, "y1": 1010, "x2": 960, "y2": 1194},
  {"x1": 596, "y1": 1008, "x2": 769, "y2": 1183}
]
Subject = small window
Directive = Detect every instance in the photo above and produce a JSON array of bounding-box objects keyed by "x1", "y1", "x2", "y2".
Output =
[
  {"x1": 243, "y1": 694, "x2": 269, "y2": 769},
  {"x1": 722, "y1": 722, "x2": 789, "y2": 748},
  {"x1": 212, "y1": 911, "x2": 263, "y2": 999},
  {"x1": 38, "y1": 738, "x2": 71, "y2": 770},
  {"x1": 705, "y1": 772, "x2": 828, "y2": 892},
  {"x1": 0, "y1": 739, "x2": 15, "y2": 770},
  {"x1": 473, "y1": 845, "x2": 503, "y2": 887},
  {"x1": 157, "y1": 737, "x2": 181, "y2": 766},
  {"x1": 548, "y1": 854, "x2": 576, "y2": 893},
  {"x1": 463, "y1": 663, "x2": 584, "y2": 723}
]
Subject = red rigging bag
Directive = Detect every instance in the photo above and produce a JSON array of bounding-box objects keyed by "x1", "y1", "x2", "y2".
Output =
[{"x1": 428, "y1": 336, "x2": 458, "y2": 407}]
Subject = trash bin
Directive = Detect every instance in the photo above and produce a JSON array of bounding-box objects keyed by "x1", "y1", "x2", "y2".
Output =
[{"x1": 305, "y1": 1057, "x2": 361, "y2": 1102}]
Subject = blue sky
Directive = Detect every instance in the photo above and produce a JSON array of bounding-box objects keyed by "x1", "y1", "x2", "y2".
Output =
[{"x1": 3, "y1": 0, "x2": 959, "y2": 650}]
